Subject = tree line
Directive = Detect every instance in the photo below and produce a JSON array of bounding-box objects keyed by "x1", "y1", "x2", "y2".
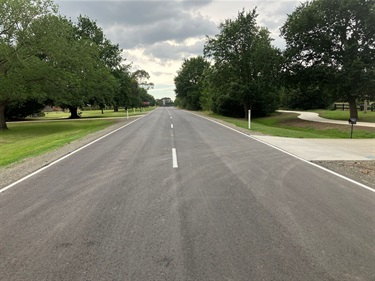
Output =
[
  {"x1": 0, "y1": 0, "x2": 155, "y2": 130},
  {"x1": 174, "y1": 0, "x2": 375, "y2": 120}
]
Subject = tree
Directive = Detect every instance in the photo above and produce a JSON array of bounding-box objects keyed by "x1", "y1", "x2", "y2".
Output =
[
  {"x1": 204, "y1": 9, "x2": 282, "y2": 118},
  {"x1": 128, "y1": 70, "x2": 154, "y2": 108},
  {"x1": 112, "y1": 65, "x2": 132, "y2": 111},
  {"x1": 139, "y1": 88, "x2": 155, "y2": 106},
  {"x1": 281, "y1": 0, "x2": 375, "y2": 119},
  {"x1": 0, "y1": 0, "x2": 57, "y2": 130},
  {"x1": 65, "y1": 15, "x2": 120, "y2": 117},
  {"x1": 174, "y1": 56, "x2": 210, "y2": 110},
  {"x1": 42, "y1": 16, "x2": 118, "y2": 118},
  {"x1": 75, "y1": 15, "x2": 123, "y2": 72},
  {"x1": 132, "y1": 69, "x2": 154, "y2": 90}
]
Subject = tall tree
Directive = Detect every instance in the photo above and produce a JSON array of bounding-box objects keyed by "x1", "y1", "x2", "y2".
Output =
[
  {"x1": 43, "y1": 16, "x2": 118, "y2": 118},
  {"x1": 0, "y1": 0, "x2": 57, "y2": 130},
  {"x1": 128, "y1": 70, "x2": 154, "y2": 108},
  {"x1": 174, "y1": 56, "x2": 210, "y2": 110},
  {"x1": 204, "y1": 9, "x2": 282, "y2": 118},
  {"x1": 112, "y1": 65, "x2": 132, "y2": 111},
  {"x1": 132, "y1": 69, "x2": 154, "y2": 90},
  {"x1": 69, "y1": 15, "x2": 121, "y2": 116},
  {"x1": 75, "y1": 15, "x2": 122, "y2": 72},
  {"x1": 281, "y1": 0, "x2": 375, "y2": 119}
]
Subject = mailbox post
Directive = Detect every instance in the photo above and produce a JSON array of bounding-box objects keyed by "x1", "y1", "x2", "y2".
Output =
[{"x1": 348, "y1": 118, "x2": 356, "y2": 138}]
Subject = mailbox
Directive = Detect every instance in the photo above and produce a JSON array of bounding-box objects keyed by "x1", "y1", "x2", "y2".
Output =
[{"x1": 348, "y1": 118, "x2": 357, "y2": 124}]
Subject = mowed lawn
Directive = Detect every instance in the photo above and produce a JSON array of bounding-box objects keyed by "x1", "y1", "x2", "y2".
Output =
[
  {"x1": 0, "y1": 120, "x2": 116, "y2": 167},
  {"x1": 41, "y1": 107, "x2": 154, "y2": 119},
  {"x1": 315, "y1": 110, "x2": 375, "y2": 123},
  {"x1": 206, "y1": 111, "x2": 375, "y2": 139}
]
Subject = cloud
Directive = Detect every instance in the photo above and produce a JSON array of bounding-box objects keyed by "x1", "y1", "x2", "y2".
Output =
[
  {"x1": 56, "y1": 0, "x2": 300, "y2": 99},
  {"x1": 58, "y1": 1, "x2": 217, "y2": 52},
  {"x1": 143, "y1": 38, "x2": 205, "y2": 60}
]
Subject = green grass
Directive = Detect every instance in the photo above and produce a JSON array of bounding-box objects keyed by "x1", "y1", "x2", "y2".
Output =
[
  {"x1": 0, "y1": 120, "x2": 115, "y2": 167},
  {"x1": 206, "y1": 112, "x2": 375, "y2": 139},
  {"x1": 40, "y1": 107, "x2": 155, "y2": 120},
  {"x1": 313, "y1": 110, "x2": 375, "y2": 123}
]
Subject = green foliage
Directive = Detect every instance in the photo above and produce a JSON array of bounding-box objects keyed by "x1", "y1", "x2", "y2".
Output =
[
  {"x1": 204, "y1": 9, "x2": 282, "y2": 118},
  {"x1": 174, "y1": 56, "x2": 210, "y2": 110},
  {"x1": 279, "y1": 85, "x2": 333, "y2": 110},
  {"x1": 0, "y1": 0, "x2": 57, "y2": 129},
  {"x1": 6, "y1": 99, "x2": 46, "y2": 120},
  {"x1": 128, "y1": 69, "x2": 154, "y2": 108},
  {"x1": 0, "y1": 1, "x2": 154, "y2": 127},
  {"x1": 139, "y1": 88, "x2": 156, "y2": 106},
  {"x1": 112, "y1": 65, "x2": 132, "y2": 110},
  {"x1": 281, "y1": 0, "x2": 375, "y2": 119}
]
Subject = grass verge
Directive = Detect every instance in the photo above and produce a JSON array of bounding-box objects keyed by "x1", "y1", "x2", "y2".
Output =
[
  {"x1": 0, "y1": 120, "x2": 116, "y2": 167},
  {"x1": 206, "y1": 112, "x2": 375, "y2": 139}
]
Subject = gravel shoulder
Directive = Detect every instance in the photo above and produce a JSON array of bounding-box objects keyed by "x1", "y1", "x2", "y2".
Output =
[
  {"x1": 1, "y1": 112, "x2": 373, "y2": 190},
  {"x1": 312, "y1": 160, "x2": 375, "y2": 189}
]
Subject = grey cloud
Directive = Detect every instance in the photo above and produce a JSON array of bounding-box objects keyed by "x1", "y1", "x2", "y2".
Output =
[
  {"x1": 57, "y1": 0, "x2": 218, "y2": 49},
  {"x1": 57, "y1": 1, "x2": 214, "y2": 27},
  {"x1": 146, "y1": 39, "x2": 205, "y2": 60}
]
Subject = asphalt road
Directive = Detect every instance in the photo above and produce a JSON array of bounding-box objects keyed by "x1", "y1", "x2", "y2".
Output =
[{"x1": 0, "y1": 108, "x2": 374, "y2": 281}]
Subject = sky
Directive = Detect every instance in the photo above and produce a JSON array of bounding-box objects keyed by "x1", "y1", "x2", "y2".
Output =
[{"x1": 55, "y1": 0, "x2": 300, "y2": 100}]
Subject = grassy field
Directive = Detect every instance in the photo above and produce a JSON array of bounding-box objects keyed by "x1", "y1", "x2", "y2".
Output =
[
  {"x1": 0, "y1": 120, "x2": 116, "y2": 167},
  {"x1": 0, "y1": 107, "x2": 154, "y2": 167},
  {"x1": 41, "y1": 107, "x2": 154, "y2": 120},
  {"x1": 206, "y1": 112, "x2": 375, "y2": 139},
  {"x1": 313, "y1": 110, "x2": 375, "y2": 123}
]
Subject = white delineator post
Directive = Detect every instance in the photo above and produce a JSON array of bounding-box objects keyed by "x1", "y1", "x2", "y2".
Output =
[
  {"x1": 248, "y1": 110, "x2": 251, "y2": 129},
  {"x1": 127, "y1": 109, "x2": 129, "y2": 119}
]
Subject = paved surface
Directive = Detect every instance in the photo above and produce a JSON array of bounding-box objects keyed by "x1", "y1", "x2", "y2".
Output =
[
  {"x1": 278, "y1": 110, "x2": 375, "y2": 127},
  {"x1": 245, "y1": 110, "x2": 375, "y2": 161},
  {"x1": 252, "y1": 136, "x2": 375, "y2": 161},
  {"x1": 1, "y1": 108, "x2": 374, "y2": 280}
]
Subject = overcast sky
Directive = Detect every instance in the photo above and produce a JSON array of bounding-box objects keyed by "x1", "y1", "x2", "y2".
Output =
[{"x1": 56, "y1": 0, "x2": 300, "y2": 100}]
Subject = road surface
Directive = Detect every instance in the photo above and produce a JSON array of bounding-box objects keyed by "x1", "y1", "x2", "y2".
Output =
[{"x1": 0, "y1": 108, "x2": 374, "y2": 280}]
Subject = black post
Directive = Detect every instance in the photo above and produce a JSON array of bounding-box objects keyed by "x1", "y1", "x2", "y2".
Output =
[{"x1": 350, "y1": 123, "x2": 354, "y2": 139}]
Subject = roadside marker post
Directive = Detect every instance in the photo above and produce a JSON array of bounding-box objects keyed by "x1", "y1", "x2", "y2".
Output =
[
  {"x1": 127, "y1": 109, "x2": 129, "y2": 119},
  {"x1": 248, "y1": 110, "x2": 251, "y2": 129}
]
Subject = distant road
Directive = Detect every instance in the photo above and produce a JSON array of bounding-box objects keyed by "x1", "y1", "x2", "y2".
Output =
[{"x1": 1, "y1": 108, "x2": 374, "y2": 280}]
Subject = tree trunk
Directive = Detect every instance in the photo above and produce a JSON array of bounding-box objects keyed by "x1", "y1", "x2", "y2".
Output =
[
  {"x1": 113, "y1": 105, "x2": 119, "y2": 112},
  {"x1": 0, "y1": 102, "x2": 8, "y2": 130},
  {"x1": 68, "y1": 106, "x2": 80, "y2": 119},
  {"x1": 348, "y1": 98, "x2": 358, "y2": 120}
]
